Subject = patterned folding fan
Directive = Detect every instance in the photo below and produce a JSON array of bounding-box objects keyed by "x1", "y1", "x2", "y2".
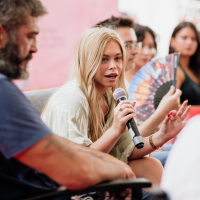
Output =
[{"x1": 128, "y1": 53, "x2": 179, "y2": 124}]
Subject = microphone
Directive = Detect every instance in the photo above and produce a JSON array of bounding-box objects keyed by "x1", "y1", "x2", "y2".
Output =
[{"x1": 113, "y1": 88, "x2": 144, "y2": 149}]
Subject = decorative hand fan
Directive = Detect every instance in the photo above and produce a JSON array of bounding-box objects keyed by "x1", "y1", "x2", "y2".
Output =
[{"x1": 128, "y1": 53, "x2": 179, "y2": 124}]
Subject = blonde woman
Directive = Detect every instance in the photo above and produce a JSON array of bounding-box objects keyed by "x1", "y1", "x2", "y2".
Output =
[{"x1": 42, "y1": 27, "x2": 190, "y2": 188}]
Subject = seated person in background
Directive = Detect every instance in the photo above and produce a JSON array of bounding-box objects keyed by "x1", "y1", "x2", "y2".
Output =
[
  {"x1": 0, "y1": 1, "x2": 136, "y2": 199},
  {"x1": 169, "y1": 22, "x2": 200, "y2": 105},
  {"x1": 161, "y1": 114, "x2": 200, "y2": 200},
  {"x1": 94, "y1": 16, "x2": 181, "y2": 166},
  {"x1": 42, "y1": 26, "x2": 190, "y2": 190},
  {"x1": 125, "y1": 24, "x2": 157, "y2": 85},
  {"x1": 133, "y1": 24, "x2": 178, "y2": 150}
]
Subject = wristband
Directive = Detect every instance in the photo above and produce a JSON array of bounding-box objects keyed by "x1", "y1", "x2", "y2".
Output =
[{"x1": 149, "y1": 134, "x2": 162, "y2": 150}]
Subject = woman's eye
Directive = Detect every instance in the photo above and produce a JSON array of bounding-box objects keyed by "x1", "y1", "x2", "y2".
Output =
[
  {"x1": 102, "y1": 58, "x2": 107, "y2": 62},
  {"x1": 115, "y1": 57, "x2": 122, "y2": 61},
  {"x1": 182, "y1": 36, "x2": 187, "y2": 40},
  {"x1": 192, "y1": 37, "x2": 197, "y2": 42}
]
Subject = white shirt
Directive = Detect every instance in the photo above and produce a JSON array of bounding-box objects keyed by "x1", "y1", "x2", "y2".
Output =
[{"x1": 161, "y1": 115, "x2": 200, "y2": 200}]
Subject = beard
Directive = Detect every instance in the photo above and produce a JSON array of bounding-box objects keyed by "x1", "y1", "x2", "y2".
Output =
[{"x1": 0, "y1": 34, "x2": 32, "y2": 80}]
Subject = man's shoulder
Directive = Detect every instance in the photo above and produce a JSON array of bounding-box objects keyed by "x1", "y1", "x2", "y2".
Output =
[{"x1": 0, "y1": 75, "x2": 23, "y2": 105}]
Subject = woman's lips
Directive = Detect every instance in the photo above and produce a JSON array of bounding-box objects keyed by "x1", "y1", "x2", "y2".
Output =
[
  {"x1": 105, "y1": 74, "x2": 118, "y2": 81},
  {"x1": 143, "y1": 58, "x2": 149, "y2": 63}
]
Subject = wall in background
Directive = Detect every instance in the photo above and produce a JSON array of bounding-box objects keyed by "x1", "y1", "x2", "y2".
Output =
[
  {"x1": 119, "y1": 0, "x2": 200, "y2": 59},
  {"x1": 118, "y1": 0, "x2": 180, "y2": 59},
  {"x1": 15, "y1": 0, "x2": 119, "y2": 91}
]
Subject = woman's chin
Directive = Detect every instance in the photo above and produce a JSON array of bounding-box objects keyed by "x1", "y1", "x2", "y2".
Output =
[{"x1": 181, "y1": 51, "x2": 196, "y2": 57}]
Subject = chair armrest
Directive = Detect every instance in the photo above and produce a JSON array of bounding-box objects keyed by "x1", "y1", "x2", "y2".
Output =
[{"x1": 25, "y1": 178, "x2": 151, "y2": 200}]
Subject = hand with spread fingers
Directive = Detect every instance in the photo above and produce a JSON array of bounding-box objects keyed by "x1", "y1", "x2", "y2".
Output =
[{"x1": 159, "y1": 100, "x2": 191, "y2": 142}]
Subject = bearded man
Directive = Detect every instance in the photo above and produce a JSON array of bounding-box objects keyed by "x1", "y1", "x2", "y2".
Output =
[{"x1": 0, "y1": 1, "x2": 135, "y2": 199}]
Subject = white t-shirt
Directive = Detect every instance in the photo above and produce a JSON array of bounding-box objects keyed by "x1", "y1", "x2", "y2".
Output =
[{"x1": 161, "y1": 115, "x2": 200, "y2": 200}]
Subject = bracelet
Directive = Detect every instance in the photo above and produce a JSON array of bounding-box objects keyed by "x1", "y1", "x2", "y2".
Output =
[{"x1": 149, "y1": 134, "x2": 162, "y2": 150}]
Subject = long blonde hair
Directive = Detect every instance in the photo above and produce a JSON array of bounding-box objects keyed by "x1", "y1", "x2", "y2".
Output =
[{"x1": 70, "y1": 27, "x2": 127, "y2": 142}]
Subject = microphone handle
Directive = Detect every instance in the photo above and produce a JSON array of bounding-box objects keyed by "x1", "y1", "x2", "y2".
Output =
[
  {"x1": 117, "y1": 97, "x2": 138, "y2": 132},
  {"x1": 127, "y1": 118, "x2": 140, "y2": 137},
  {"x1": 117, "y1": 98, "x2": 144, "y2": 149}
]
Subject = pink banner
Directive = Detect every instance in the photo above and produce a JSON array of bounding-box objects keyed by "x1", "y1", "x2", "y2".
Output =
[{"x1": 15, "y1": 0, "x2": 120, "y2": 91}]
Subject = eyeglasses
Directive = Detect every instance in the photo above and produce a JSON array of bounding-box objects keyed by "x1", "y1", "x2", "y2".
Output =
[{"x1": 124, "y1": 42, "x2": 142, "y2": 52}]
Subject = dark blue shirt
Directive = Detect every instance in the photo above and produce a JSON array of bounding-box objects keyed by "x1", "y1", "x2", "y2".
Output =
[{"x1": 0, "y1": 74, "x2": 61, "y2": 200}]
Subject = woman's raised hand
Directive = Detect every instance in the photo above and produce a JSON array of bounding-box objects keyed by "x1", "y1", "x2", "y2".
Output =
[
  {"x1": 159, "y1": 100, "x2": 191, "y2": 142},
  {"x1": 112, "y1": 101, "x2": 136, "y2": 135}
]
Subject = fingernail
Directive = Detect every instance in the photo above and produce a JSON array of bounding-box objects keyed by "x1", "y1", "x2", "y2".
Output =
[{"x1": 168, "y1": 112, "x2": 173, "y2": 117}]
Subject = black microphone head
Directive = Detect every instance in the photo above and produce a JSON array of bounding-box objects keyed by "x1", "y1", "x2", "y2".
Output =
[{"x1": 113, "y1": 88, "x2": 127, "y2": 101}]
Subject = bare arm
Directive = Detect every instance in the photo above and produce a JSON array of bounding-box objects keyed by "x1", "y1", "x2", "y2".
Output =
[
  {"x1": 139, "y1": 86, "x2": 182, "y2": 137},
  {"x1": 59, "y1": 135, "x2": 136, "y2": 178},
  {"x1": 15, "y1": 134, "x2": 134, "y2": 190},
  {"x1": 89, "y1": 101, "x2": 135, "y2": 153}
]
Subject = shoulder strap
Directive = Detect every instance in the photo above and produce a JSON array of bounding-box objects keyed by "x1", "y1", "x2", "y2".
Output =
[{"x1": 178, "y1": 64, "x2": 187, "y2": 76}]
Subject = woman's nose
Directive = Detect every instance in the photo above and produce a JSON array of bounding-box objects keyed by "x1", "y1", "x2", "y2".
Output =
[
  {"x1": 142, "y1": 47, "x2": 151, "y2": 55},
  {"x1": 186, "y1": 38, "x2": 193, "y2": 45},
  {"x1": 109, "y1": 60, "x2": 117, "y2": 69}
]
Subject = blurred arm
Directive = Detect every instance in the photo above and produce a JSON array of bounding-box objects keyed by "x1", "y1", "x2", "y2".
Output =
[{"x1": 15, "y1": 134, "x2": 133, "y2": 190}]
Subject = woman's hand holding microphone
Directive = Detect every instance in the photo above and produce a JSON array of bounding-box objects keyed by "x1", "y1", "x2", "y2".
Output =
[{"x1": 112, "y1": 100, "x2": 136, "y2": 136}]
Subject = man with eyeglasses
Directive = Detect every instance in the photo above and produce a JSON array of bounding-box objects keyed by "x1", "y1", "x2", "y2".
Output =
[{"x1": 94, "y1": 16, "x2": 182, "y2": 167}]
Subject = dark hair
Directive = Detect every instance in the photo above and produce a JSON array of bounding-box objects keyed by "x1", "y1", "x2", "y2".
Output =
[
  {"x1": 169, "y1": 22, "x2": 200, "y2": 78},
  {"x1": 0, "y1": 0, "x2": 47, "y2": 32},
  {"x1": 133, "y1": 24, "x2": 157, "y2": 51},
  {"x1": 93, "y1": 15, "x2": 134, "y2": 30}
]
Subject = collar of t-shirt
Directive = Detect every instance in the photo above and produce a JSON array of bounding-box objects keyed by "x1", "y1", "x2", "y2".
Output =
[{"x1": 0, "y1": 73, "x2": 6, "y2": 79}]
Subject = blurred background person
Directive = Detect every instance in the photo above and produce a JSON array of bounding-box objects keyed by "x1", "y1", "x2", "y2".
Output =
[
  {"x1": 169, "y1": 21, "x2": 200, "y2": 105},
  {"x1": 125, "y1": 24, "x2": 181, "y2": 139},
  {"x1": 125, "y1": 24, "x2": 157, "y2": 86}
]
